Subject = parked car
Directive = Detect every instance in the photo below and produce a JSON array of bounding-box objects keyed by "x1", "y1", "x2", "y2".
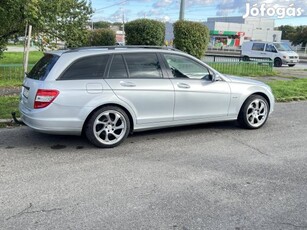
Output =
[
  {"x1": 241, "y1": 41, "x2": 299, "y2": 67},
  {"x1": 20, "y1": 46, "x2": 275, "y2": 148}
]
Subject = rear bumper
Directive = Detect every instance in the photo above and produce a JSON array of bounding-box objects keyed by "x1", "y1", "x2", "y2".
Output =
[{"x1": 20, "y1": 104, "x2": 83, "y2": 135}]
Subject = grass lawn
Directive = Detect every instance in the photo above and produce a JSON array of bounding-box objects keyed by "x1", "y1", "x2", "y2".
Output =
[
  {"x1": 0, "y1": 95, "x2": 20, "y2": 119},
  {"x1": 268, "y1": 78, "x2": 307, "y2": 102},
  {"x1": 0, "y1": 51, "x2": 43, "y2": 65}
]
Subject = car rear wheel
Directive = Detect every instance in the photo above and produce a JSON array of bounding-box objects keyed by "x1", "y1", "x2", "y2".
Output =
[
  {"x1": 85, "y1": 106, "x2": 130, "y2": 148},
  {"x1": 238, "y1": 95, "x2": 269, "y2": 129},
  {"x1": 288, "y1": 64, "x2": 295, "y2": 67}
]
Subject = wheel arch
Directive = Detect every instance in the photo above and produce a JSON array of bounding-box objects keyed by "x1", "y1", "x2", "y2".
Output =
[
  {"x1": 81, "y1": 103, "x2": 135, "y2": 135},
  {"x1": 238, "y1": 92, "x2": 271, "y2": 118}
]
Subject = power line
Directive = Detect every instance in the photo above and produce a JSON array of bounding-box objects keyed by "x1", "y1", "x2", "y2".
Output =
[{"x1": 94, "y1": 0, "x2": 128, "y2": 13}]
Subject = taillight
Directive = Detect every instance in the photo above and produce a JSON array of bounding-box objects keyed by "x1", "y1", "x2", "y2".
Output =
[{"x1": 34, "y1": 89, "x2": 59, "y2": 109}]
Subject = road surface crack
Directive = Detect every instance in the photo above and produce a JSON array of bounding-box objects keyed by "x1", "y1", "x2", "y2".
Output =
[{"x1": 6, "y1": 203, "x2": 62, "y2": 220}]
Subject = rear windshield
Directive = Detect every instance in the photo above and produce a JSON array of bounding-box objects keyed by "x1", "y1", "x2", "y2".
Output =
[{"x1": 27, "y1": 54, "x2": 59, "y2": 80}]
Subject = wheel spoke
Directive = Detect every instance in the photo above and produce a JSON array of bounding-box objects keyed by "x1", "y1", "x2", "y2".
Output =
[
  {"x1": 114, "y1": 124, "x2": 125, "y2": 131},
  {"x1": 96, "y1": 128, "x2": 106, "y2": 136},
  {"x1": 113, "y1": 113, "x2": 120, "y2": 125}
]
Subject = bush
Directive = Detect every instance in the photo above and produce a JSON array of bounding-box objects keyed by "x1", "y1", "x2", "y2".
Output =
[
  {"x1": 125, "y1": 19, "x2": 165, "y2": 46},
  {"x1": 173, "y1": 21, "x2": 209, "y2": 59},
  {"x1": 87, "y1": 29, "x2": 116, "y2": 46}
]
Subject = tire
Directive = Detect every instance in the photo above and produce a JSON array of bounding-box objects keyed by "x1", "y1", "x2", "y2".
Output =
[
  {"x1": 85, "y1": 106, "x2": 130, "y2": 148},
  {"x1": 274, "y1": 58, "x2": 282, "y2": 67},
  {"x1": 242, "y1": 56, "x2": 249, "y2": 61},
  {"x1": 288, "y1": 64, "x2": 295, "y2": 67},
  {"x1": 238, "y1": 95, "x2": 269, "y2": 129}
]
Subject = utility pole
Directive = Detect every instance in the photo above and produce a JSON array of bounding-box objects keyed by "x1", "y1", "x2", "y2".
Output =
[
  {"x1": 24, "y1": 24, "x2": 32, "y2": 73},
  {"x1": 179, "y1": 0, "x2": 185, "y2": 20},
  {"x1": 122, "y1": 11, "x2": 125, "y2": 44}
]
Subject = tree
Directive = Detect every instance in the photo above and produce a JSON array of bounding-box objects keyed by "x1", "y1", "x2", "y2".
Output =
[
  {"x1": 125, "y1": 19, "x2": 165, "y2": 46},
  {"x1": 290, "y1": 26, "x2": 307, "y2": 47},
  {"x1": 278, "y1": 25, "x2": 296, "y2": 40},
  {"x1": 87, "y1": 29, "x2": 116, "y2": 46},
  {"x1": 93, "y1": 21, "x2": 111, "y2": 29},
  {"x1": 173, "y1": 21, "x2": 209, "y2": 59},
  {"x1": 0, "y1": 0, "x2": 93, "y2": 56}
]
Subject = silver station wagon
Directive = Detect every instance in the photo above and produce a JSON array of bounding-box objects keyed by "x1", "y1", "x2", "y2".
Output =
[{"x1": 20, "y1": 46, "x2": 275, "y2": 148}]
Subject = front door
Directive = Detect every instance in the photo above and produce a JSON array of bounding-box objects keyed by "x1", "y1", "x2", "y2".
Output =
[{"x1": 161, "y1": 53, "x2": 231, "y2": 121}]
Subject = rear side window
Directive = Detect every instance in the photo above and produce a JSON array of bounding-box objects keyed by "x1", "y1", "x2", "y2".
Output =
[
  {"x1": 59, "y1": 55, "x2": 109, "y2": 80},
  {"x1": 124, "y1": 53, "x2": 162, "y2": 78},
  {"x1": 252, "y1": 43, "x2": 265, "y2": 51},
  {"x1": 27, "y1": 54, "x2": 59, "y2": 80},
  {"x1": 108, "y1": 55, "x2": 128, "y2": 79}
]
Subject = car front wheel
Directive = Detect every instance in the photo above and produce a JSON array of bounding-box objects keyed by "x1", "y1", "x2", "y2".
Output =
[
  {"x1": 85, "y1": 106, "x2": 130, "y2": 148},
  {"x1": 238, "y1": 95, "x2": 269, "y2": 129}
]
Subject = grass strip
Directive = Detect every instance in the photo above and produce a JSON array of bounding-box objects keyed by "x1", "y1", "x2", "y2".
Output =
[
  {"x1": 268, "y1": 78, "x2": 307, "y2": 102},
  {"x1": 0, "y1": 51, "x2": 43, "y2": 65},
  {"x1": 0, "y1": 95, "x2": 20, "y2": 119}
]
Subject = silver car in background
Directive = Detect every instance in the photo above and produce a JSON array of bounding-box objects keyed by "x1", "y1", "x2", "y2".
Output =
[{"x1": 20, "y1": 46, "x2": 274, "y2": 148}]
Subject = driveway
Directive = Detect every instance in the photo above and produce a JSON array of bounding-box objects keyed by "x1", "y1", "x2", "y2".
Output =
[{"x1": 0, "y1": 102, "x2": 307, "y2": 229}]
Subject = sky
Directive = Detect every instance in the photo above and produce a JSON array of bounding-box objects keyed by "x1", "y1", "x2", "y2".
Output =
[{"x1": 90, "y1": 0, "x2": 307, "y2": 26}]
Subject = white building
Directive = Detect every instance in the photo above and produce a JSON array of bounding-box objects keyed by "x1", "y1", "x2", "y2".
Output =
[{"x1": 204, "y1": 16, "x2": 282, "y2": 47}]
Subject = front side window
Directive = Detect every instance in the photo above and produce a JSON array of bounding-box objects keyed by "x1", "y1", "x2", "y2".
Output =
[
  {"x1": 124, "y1": 53, "x2": 162, "y2": 78},
  {"x1": 274, "y1": 43, "x2": 292, "y2": 51},
  {"x1": 265, "y1": 44, "x2": 277, "y2": 53},
  {"x1": 163, "y1": 54, "x2": 210, "y2": 80},
  {"x1": 28, "y1": 54, "x2": 59, "y2": 80},
  {"x1": 59, "y1": 55, "x2": 109, "y2": 80},
  {"x1": 252, "y1": 43, "x2": 265, "y2": 51}
]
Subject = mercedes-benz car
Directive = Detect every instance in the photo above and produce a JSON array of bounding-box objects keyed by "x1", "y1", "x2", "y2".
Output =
[{"x1": 19, "y1": 46, "x2": 274, "y2": 148}]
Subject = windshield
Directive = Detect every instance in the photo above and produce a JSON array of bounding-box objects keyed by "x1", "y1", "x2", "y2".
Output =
[
  {"x1": 27, "y1": 54, "x2": 59, "y2": 80},
  {"x1": 273, "y1": 43, "x2": 293, "y2": 51}
]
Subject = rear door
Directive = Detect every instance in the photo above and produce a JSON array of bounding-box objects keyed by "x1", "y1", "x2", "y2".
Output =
[{"x1": 105, "y1": 52, "x2": 175, "y2": 124}]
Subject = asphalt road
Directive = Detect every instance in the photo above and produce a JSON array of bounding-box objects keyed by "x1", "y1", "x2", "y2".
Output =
[{"x1": 1, "y1": 102, "x2": 307, "y2": 230}]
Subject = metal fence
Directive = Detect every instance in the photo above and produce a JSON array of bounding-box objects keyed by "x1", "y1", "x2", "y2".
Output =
[
  {"x1": 203, "y1": 55, "x2": 273, "y2": 76},
  {"x1": 0, "y1": 64, "x2": 34, "y2": 81},
  {"x1": 0, "y1": 57, "x2": 273, "y2": 81}
]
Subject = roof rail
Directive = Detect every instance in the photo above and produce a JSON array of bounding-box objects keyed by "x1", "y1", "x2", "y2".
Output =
[{"x1": 65, "y1": 45, "x2": 181, "y2": 53}]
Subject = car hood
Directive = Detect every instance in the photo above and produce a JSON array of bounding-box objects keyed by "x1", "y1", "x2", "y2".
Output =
[{"x1": 223, "y1": 74, "x2": 266, "y2": 85}]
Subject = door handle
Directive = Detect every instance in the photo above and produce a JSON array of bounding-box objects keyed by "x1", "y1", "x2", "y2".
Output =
[
  {"x1": 120, "y1": 81, "x2": 136, "y2": 87},
  {"x1": 177, "y1": 82, "x2": 190, "y2": 89}
]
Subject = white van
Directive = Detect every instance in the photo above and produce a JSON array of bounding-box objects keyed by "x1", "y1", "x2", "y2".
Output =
[{"x1": 241, "y1": 41, "x2": 300, "y2": 67}]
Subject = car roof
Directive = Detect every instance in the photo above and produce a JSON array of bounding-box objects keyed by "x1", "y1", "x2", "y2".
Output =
[{"x1": 45, "y1": 46, "x2": 182, "y2": 57}]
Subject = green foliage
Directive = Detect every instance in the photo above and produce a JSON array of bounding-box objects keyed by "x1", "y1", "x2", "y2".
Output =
[
  {"x1": 290, "y1": 26, "x2": 307, "y2": 47},
  {"x1": 125, "y1": 19, "x2": 165, "y2": 46},
  {"x1": 278, "y1": 25, "x2": 296, "y2": 40},
  {"x1": 0, "y1": 0, "x2": 93, "y2": 56},
  {"x1": 93, "y1": 21, "x2": 111, "y2": 29},
  {"x1": 173, "y1": 21, "x2": 209, "y2": 59},
  {"x1": 87, "y1": 29, "x2": 116, "y2": 46}
]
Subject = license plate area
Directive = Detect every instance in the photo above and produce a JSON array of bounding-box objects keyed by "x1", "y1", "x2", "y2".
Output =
[{"x1": 23, "y1": 85, "x2": 30, "y2": 98}]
